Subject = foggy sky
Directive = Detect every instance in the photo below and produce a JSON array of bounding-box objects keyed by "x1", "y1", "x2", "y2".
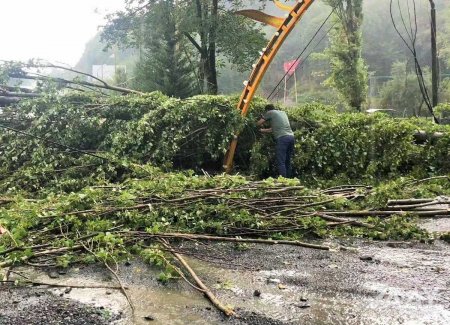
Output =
[{"x1": 0, "y1": 0, "x2": 125, "y2": 66}]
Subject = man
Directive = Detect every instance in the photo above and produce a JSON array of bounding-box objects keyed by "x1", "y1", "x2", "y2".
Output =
[{"x1": 257, "y1": 104, "x2": 295, "y2": 178}]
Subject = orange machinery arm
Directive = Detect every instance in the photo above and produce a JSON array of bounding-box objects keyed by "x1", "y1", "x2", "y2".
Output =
[{"x1": 224, "y1": 0, "x2": 316, "y2": 173}]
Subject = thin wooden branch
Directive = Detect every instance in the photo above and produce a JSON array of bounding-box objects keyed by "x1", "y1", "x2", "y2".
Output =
[
  {"x1": 318, "y1": 214, "x2": 373, "y2": 228},
  {"x1": 387, "y1": 200, "x2": 447, "y2": 210},
  {"x1": 0, "y1": 90, "x2": 40, "y2": 98},
  {"x1": 327, "y1": 210, "x2": 450, "y2": 217},
  {"x1": 387, "y1": 198, "x2": 434, "y2": 205},
  {"x1": 183, "y1": 32, "x2": 204, "y2": 54},
  {"x1": 405, "y1": 176, "x2": 450, "y2": 186},
  {"x1": 8, "y1": 73, "x2": 143, "y2": 95},
  {"x1": 0, "y1": 198, "x2": 14, "y2": 205},
  {"x1": 81, "y1": 242, "x2": 135, "y2": 315},
  {"x1": 150, "y1": 232, "x2": 330, "y2": 250},
  {"x1": 266, "y1": 198, "x2": 340, "y2": 217},
  {"x1": 160, "y1": 239, "x2": 235, "y2": 317},
  {"x1": 0, "y1": 96, "x2": 21, "y2": 106},
  {"x1": 0, "y1": 85, "x2": 35, "y2": 93},
  {"x1": 0, "y1": 243, "x2": 52, "y2": 256},
  {"x1": 0, "y1": 280, "x2": 127, "y2": 290},
  {"x1": 0, "y1": 245, "x2": 83, "y2": 268}
]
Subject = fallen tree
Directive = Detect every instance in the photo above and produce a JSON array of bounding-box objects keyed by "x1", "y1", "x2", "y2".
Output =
[{"x1": 1, "y1": 60, "x2": 449, "y2": 317}]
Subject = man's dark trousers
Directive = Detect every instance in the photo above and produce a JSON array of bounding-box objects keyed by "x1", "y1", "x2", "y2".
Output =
[{"x1": 276, "y1": 135, "x2": 295, "y2": 178}]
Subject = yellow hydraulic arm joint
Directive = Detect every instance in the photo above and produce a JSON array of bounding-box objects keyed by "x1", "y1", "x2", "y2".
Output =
[{"x1": 224, "y1": 0, "x2": 316, "y2": 173}]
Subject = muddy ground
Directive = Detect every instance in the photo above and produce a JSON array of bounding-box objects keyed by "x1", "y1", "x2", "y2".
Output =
[{"x1": 0, "y1": 218, "x2": 449, "y2": 325}]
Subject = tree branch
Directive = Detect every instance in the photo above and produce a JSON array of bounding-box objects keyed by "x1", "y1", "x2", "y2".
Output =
[{"x1": 183, "y1": 32, "x2": 204, "y2": 54}]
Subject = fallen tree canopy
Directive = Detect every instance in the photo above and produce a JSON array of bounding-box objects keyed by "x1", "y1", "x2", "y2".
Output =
[{"x1": 0, "y1": 90, "x2": 449, "y2": 193}]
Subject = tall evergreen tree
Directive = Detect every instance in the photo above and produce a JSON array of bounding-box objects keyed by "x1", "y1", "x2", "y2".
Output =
[
  {"x1": 325, "y1": 0, "x2": 368, "y2": 111},
  {"x1": 132, "y1": 0, "x2": 197, "y2": 98}
]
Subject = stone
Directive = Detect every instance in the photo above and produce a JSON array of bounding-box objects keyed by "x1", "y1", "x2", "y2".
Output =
[
  {"x1": 359, "y1": 255, "x2": 373, "y2": 261},
  {"x1": 48, "y1": 271, "x2": 59, "y2": 279},
  {"x1": 253, "y1": 289, "x2": 261, "y2": 297},
  {"x1": 297, "y1": 303, "x2": 311, "y2": 309},
  {"x1": 267, "y1": 278, "x2": 281, "y2": 284}
]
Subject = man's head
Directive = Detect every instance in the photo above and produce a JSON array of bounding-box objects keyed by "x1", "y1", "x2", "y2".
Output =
[{"x1": 265, "y1": 104, "x2": 275, "y2": 111}]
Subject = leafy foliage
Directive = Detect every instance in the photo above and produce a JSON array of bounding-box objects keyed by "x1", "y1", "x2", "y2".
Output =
[
  {"x1": 379, "y1": 61, "x2": 431, "y2": 116},
  {"x1": 1, "y1": 91, "x2": 449, "y2": 193},
  {"x1": 0, "y1": 90, "x2": 448, "y2": 274},
  {"x1": 1, "y1": 169, "x2": 447, "y2": 270},
  {"x1": 101, "y1": 0, "x2": 266, "y2": 94},
  {"x1": 250, "y1": 103, "x2": 450, "y2": 183},
  {"x1": 0, "y1": 92, "x2": 246, "y2": 192},
  {"x1": 325, "y1": 0, "x2": 368, "y2": 111}
]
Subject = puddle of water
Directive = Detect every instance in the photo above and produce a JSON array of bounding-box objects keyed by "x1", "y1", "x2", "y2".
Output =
[
  {"x1": 15, "y1": 264, "x2": 217, "y2": 325},
  {"x1": 127, "y1": 287, "x2": 212, "y2": 325}
]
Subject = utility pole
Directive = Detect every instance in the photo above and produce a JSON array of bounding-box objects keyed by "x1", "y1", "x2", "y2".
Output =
[{"x1": 429, "y1": 0, "x2": 439, "y2": 108}]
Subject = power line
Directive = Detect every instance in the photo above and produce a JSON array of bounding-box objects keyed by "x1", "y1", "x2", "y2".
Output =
[
  {"x1": 267, "y1": 7, "x2": 336, "y2": 101},
  {"x1": 389, "y1": 0, "x2": 438, "y2": 123},
  {"x1": 268, "y1": 20, "x2": 337, "y2": 102}
]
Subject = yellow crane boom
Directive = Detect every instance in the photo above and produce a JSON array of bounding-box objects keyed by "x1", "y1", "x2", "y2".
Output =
[{"x1": 224, "y1": 0, "x2": 316, "y2": 173}]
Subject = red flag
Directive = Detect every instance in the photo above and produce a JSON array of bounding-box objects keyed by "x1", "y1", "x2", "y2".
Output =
[{"x1": 283, "y1": 59, "x2": 300, "y2": 76}]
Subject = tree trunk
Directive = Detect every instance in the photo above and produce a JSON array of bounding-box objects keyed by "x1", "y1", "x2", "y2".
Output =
[
  {"x1": 206, "y1": 0, "x2": 218, "y2": 94},
  {"x1": 193, "y1": 0, "x2": 218, "y2": 94},
  {"x1": 346, "y1": 0, "x2": 362, "y2": 111}
]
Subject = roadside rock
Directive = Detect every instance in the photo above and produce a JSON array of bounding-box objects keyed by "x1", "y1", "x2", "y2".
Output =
[
  {"x1": 359, "y1": 255, "x2": 373, "y2": 261},
  {"x1": 48, "y1": 271, "x2": 60, "y2": 279}
]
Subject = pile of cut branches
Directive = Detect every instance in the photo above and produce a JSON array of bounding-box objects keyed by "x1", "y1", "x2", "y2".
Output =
[{"x1": 2, "y1": 170, "x2": 448, "y2": 269}]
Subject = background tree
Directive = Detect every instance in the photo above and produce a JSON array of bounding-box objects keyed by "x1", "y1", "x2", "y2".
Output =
[
  {"x1": 72, "y1": 0, "x2": 449, "y2": 109},
  {"x1": 325, "y1": 0, "x2": 368, "y2": 111},
  {"x1": 113, "y1": 67, "x2": 129, "y2": 88},
  {"x1": 132, "y1": 0, "x2": 198, "y2": 97},
  {"x1": 438, "y1": 5, "x2": 450, "y2": 69},
  {"x1": 379, "y1": 60, "x2": 430, "y2": 116},
  {"x1": 101, "y1": 0, "x2": 266, "y2": 95}
]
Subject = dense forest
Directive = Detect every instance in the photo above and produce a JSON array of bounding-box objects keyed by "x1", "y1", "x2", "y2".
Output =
[{"x1": 73, "y1": 0, "x2": 450, "y2": 117}]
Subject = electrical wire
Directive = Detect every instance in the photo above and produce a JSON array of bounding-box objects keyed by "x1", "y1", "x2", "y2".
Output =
[
  {"x1": 267, "y1": 7, "x2": 336, "y2": 101},
  {"x1": 268, "y1": 20, "x2": 337, "y2": 102},
  {"x1": 390, "y1": 0, "x2": 438, "y2": 123}
]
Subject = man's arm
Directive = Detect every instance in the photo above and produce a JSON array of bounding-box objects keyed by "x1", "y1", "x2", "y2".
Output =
[
  {"x1": 260, "y1": 128, "x2": 272, "y2": 133},
  {"x1": 256, "y1": 118, "x2": 266, "y2": 127}
]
